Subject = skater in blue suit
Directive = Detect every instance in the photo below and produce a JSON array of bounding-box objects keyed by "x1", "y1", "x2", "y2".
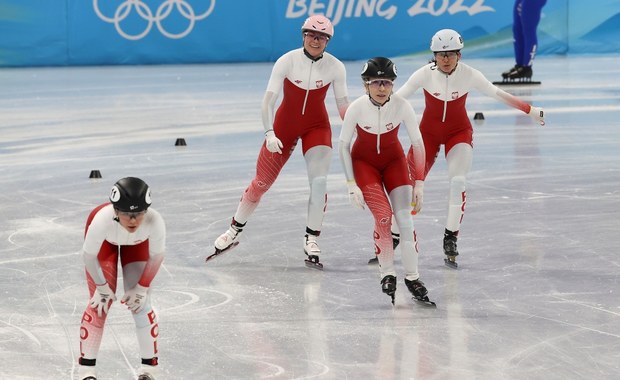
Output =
[{"x1": 502, "y1": 0, "x2": 547, "y2": 80}]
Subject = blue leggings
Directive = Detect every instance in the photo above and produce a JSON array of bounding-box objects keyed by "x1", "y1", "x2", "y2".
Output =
[{"x1": 513, "y1": 0, "x2": 547, "y2": 66}]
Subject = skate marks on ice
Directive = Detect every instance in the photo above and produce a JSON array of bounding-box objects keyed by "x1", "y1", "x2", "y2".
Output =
[
  {"x1": 1, "y1": 56, "x2": 620, "y2": 378},
  {"x1": 223, "y1": 354, "x2": 330, "y2": 379}
]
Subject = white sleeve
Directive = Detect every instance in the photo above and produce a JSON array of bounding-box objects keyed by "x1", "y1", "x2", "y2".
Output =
[
  {"x1": 332, "y1": 60, "x2": 349, "y2": 120},
  {"x1": 338, "y1": 100, "x2": 359, "y2": 183},
  {"x1": 395, "y1": 67, "x2": 424, "y2": 99},
  {"x1": 401, "y1": 100, "x2": 423, "y2": 145},
  {"x1": 399, "y1": 98, "x2": 425, "y2": 182},
  {"x1": 265, "y1": 54, "x2": 288, "y2": 95},
  {"x1": 82, "y1": 213, "x2": 108, "y2": 285},
  {"x1": 262, "y1": 55, "x2": 290, "y2": 132},
  {"x1": 261, "y1": 91, "x2": 278, "y2": 133},
  {"x1": 146, "y1": 209, "x2": 166, "y2": 254},
  {"x1": 471, "y1": 68, "x2": 530, "y2": 113}
]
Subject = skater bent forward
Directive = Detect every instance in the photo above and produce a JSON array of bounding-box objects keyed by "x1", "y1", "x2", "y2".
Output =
[{"x1": 77, "y1": 177, "x2": 165, "y2": 380}]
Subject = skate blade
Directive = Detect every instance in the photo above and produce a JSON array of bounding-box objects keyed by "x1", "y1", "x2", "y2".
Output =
[
  {"x1": 367, "y1": 256, "x2": 379, "y2": 265},
  {"x1": 304, "y1": 259, "x2": 323, "y2": 270},
  {"x1": 444, "y1": 257, "x2": 458, "y2": 269},
  {"x1": 413, "y1": 296, "x2": 437, "y2": 307},
  {"x1": 205, "y1": 241, "x2": 239, "y2": 263},
  {"x1": 493, "y1": 80, "x2": 541, "y2": 85}
]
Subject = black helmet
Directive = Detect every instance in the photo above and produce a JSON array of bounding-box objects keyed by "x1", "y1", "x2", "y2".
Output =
[
  {"x1": 109, "y1": 177, "x2": 152, "y2": 212},
  {"x1": 361, "y1": 57, "x2": 397, "y2": 81}
]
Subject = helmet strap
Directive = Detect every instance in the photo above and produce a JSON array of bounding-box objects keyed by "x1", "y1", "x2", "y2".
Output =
[{"x1": 112, "y1": 208, "x2": 120, "y2": 222}]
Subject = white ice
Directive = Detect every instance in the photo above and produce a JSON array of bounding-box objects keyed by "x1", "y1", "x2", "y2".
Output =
[{"x1": 1, "y1": 55, "x2": 619, "y2": 379}]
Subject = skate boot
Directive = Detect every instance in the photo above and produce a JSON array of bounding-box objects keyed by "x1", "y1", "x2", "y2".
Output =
[
  {"x1": 304, "y1": 234, "x2": 323, "y2": 270},
  {"x1": 207, "y1": 218, "x2": 245, "y2": 262},
  {"x1": 78, "y1": 364, "x2": 97, "y2": 380},
  {"x1": 381, "y1": 275, "x2": 397, "y2": 305},
  {"x1": 405, "y1": 278, "x2": 436, "y2": 307},
  {"x1": 443, "y1": 229, "x2": 459, "y2": 269},
  {"x1": 502, "y1": 64, "x2": 520, "y2": 79},
  {"x1": 137, "y1": 367, "x2": 157, "y2": 380},
  {"x1": 368, "y1": 232, "x2": 399, "y2": 264},
  {"x1": 507, "y1": 65, "x2": 533, "y2": 81}
]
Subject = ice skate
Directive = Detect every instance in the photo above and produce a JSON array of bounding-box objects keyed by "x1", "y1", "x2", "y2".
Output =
[
  {"x1": 501, "y1": 64, "x2": 520, "y2": 79},
  {"x1": 443, "y1": 231, "x2": 459, "y2": 269},
  {"x1": 368, "y1": 232, "x2": 400, "y2": 264},
  {"x1": 303, "y1": 234, "x2": 323, "y2": 270},
  {"x1": 381, "y1": 275, "x2": 397, "y2": 305},
  {"x1": 405, "y1": 278, "x2": 436, "y2": 307},
  {"x1": 508, "y1": 65, "x2": 532, "y2": 80},
  {"x1": 78, "y1": 365, "x2": 97, "y2": 380},
  {"x1": 495, "y1": 65, "x2": 540, "y2": 85},
  {"x1": 206, "y1": 219, "x2": 245, "y2": 262},
  {"x1": 137, "y1": 365, "x2": 157, "y2": 380}
]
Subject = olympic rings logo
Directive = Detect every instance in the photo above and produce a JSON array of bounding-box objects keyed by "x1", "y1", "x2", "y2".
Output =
[{"x1": 93, "y1": 0, "x2": 215, "y2": 40}]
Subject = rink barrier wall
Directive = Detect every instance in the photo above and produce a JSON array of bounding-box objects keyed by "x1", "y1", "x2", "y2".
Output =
[{"x1": 0, "y1": 0, "x2": 618, "y2": 67}]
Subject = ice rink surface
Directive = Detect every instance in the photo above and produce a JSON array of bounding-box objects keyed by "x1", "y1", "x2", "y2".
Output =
[{"x1": 1, "y1": 54, "x2": 619, "y2": 379}]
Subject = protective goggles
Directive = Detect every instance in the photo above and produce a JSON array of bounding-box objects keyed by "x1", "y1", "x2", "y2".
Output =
[
  {"x1": 434, "y1": 51, "x2": 459, "y2": 59},
  {"x1": 116, "y1": 210, "x2": 147, "y2": 219},
  {"x1": 304, "y1": 32, "x2": 330, "y2": 42},
  {"x1": 365, "y1": 79, "x2": 394, "y2": 89}
]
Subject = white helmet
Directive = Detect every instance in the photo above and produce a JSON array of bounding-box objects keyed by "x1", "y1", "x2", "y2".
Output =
[{"x1": 430, "y1": 29, "x2": 464, "y2": 52}]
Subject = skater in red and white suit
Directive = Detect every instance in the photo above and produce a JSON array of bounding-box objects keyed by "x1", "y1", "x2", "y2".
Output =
[
  {"x1": 339, "y1": 57, "x2": 431, "y2": 303},
  {"x1": 77, "y1": 177, "x2": 165, "y2": 380},
  {"x1": 213, "y1": 15, "x2": 349, "y2": 267},
  {"x1": 396, "y1": 29, "x2": 545, "y2": 268}
]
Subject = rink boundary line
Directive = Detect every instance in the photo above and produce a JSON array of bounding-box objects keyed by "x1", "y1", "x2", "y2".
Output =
[{"x1": 0, "y1": 251, "x2": 79, "y2": 265}]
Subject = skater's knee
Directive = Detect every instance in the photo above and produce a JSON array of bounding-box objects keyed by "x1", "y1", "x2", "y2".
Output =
[
  {"x1": 375, "y1": 214, "x2": 392, "y2": 229},
  {"x1": 393, "y1": 209, "x2": 413, "y2": 241},
  {"x1": 309, "y1": 176, "x2": 327, "y2": 205},
  {"x1": 81, "y1": 309, "x2": 107, "y2": 328},
  {"x1": 400, "y1": 240, "x2": 416, "y2": 254},
  {"x1": 133, "y1": 305, "x2": 157, "y2": 328},
  {"x1": 450, "y1": 175, "x2": 466, "y2": 189},
  {"x1": 246, "y1": 178, "x2": 271, "y2": 201},
  {"x1": 449, "y1": 176, "x2": 466, "y2": 198}
]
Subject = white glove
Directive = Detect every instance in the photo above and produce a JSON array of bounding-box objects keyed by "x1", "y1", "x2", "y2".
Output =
[
  {"x1": 121, "y1": 284, "x2": 148, "y2": 313},
  {"x1": 412, "y1": 180, "x2": 424, "y2": 215},
  {"x1": 89, "y1": 282, "x2": 116, "y2": 317},
  {"x1": 528, "y1": 106, "x2": 545, "y2": 126},
  {"x1": 347, "y1": 181, "x2": 365, "y2": 210},
  {"x1": 265, "y1": 130, "x2": 283, "y2": 154}
]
